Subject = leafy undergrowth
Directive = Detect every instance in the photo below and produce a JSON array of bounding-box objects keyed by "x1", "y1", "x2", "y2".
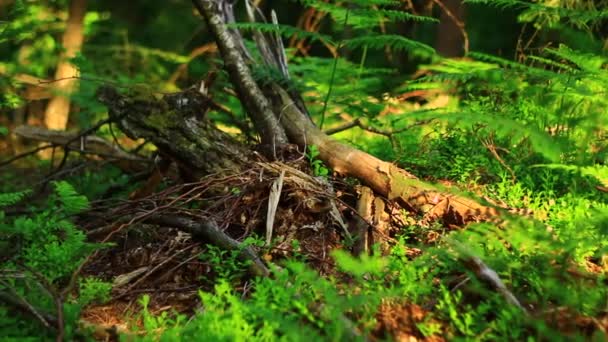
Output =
[{"x1": 1, "y1": 152, "x2": 607, "y2": 341}]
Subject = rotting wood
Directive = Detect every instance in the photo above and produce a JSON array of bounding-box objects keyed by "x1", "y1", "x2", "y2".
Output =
[
  {"x1": 352, "y1": 186, "x2": 373, "y2": 256},
  {"x1": 96, "y1": 85, "x2": 253, "y2": 178},
  {"x1": 371, "y1": 197, "x2": 390, "y2": 253}
]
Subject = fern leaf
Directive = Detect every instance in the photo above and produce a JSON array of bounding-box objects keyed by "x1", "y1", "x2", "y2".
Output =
[
  {"x1": 344, "y1": 34, "x2": 435, "y2": 57},
  {"x1": 351, "y1": 9, "x2": 439, "y2": 24},
  {"x1": 228, "y1": 22, "x2": 333, "y2": 44},
  {"x1": 52, "y1": 181, "x2": 89, "y2": 215},
  {"x1": 0, "y1": 189, "x2": 31, "y2": 207}
]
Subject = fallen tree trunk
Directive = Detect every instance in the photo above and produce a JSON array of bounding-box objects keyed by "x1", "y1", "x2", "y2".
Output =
[
  {"x1": 55, "y1": 0, "x2": 513, "y2": 247},
  {"x1": 191, "y1": 0, "x2": 504, "y2": 227}
]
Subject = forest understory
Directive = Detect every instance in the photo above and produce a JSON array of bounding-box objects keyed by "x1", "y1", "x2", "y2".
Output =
[{"x1": 1, "y1": 0, "x2": 608, "y2": 341}]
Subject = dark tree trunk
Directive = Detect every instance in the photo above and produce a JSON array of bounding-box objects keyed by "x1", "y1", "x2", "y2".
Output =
[{"x1": 435, "y1": 0, "x2": 466, "y2": 57}]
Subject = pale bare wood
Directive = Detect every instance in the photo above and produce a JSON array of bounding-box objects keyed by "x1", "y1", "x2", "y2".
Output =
[
  {"x1": 273, "y1": 86, "x2": 499, "y2": 225},
  {"x1": 353, "y1": 186, "x2": 374, "y2": 256}
]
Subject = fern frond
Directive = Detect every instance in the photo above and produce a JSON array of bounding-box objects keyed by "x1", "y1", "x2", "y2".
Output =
[
  {"x1": 350, "y1": 9, "x2": 439, "y2": 24},
  {"x1": 88, "y1": 45, "x2": 190, "y2": 63},
  {"x1": 228, "y1": 22, "x2": 333, "y2": 44},
  {"x1": 291, "y1": 0, "x2": 400, "y2": 5},
  {"x1": 526, "y1": 55, "x2": 578, "y2": 73},
  {"x1": 468, "y1": 51, "x2": 559, "y2": 79},
  {"x1": 465, "y1": 0, "x2": 608, "y2": 25},
  {"x1": 544, "y1": 45, "x2": 608, "y2": 72},
  {"x1": 409, "y1": 107, "x2": 562, "y2": 162},
  {"x1": 344, "y1": 34, "x2": 435, "y2": 57},
  {"x1": 287, "y1": 0, "x2": 433, "y2": 29},
  {"x1": 52, "y1": 181, "x2": 89, "y2": 215},
  {"x1": 0, "y1": 189, "x2": 31, "y2": 207},
  {"x1": 424, "y1": 58, "x2": 499, "y2": 74}
]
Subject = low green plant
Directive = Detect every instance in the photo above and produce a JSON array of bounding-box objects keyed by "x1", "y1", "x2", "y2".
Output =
[
  {"x1": 133, "y1": 294, "x2": 187, "y2": 340},
  {"x1": 78, "y1": 277, "x2": 112, "y2": 306},
  {"x1": 0, "y1": 181, "x2": 107, "y2": 340},
  {"x1": 200, "y1": 243, "x2": 253, "y2": 284},
  {"x1": 138, "y1": 250, "x2": 393, "y2": 341},
  {"x1": 306, "y1": 145, "x2": 330, "y2": 177}
]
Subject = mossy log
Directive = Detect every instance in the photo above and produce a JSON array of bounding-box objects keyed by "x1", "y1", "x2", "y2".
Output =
[{"x1": 96, "y1": 86, "x2": 252, "y2": 178}]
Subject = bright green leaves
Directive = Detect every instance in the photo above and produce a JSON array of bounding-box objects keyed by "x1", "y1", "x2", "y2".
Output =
[
  {"x1": 0, "y1": 189, "x2": 31, "y2": 207},
  {"x1": 52, "y1": 181, "x2": 90, "y2": 215},
  {"x1": 0, "y1": 181, "x2": 96, "y2": 282},
  {"x1": 306, "y1": 145, "x2": 330, "y2": 177}
]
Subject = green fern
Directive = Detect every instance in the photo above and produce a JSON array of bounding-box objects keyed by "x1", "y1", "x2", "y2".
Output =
[
  {"x1": 228, "y1": 22, "x2": 332, "y2": 44},
  {"x1": 52, "y1": 181, "x2": 90, "y2": 215},
  {"x1": 0, "y1": 189, "x2": 31, "y2": 207},
  {"x1": 344, "y1": 34, "x2": 436, "y2": 58}
]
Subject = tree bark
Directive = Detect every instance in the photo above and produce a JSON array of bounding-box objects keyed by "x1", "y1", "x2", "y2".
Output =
[
  {"x1": 44, "y1": 0, "x2": 87, "y2": 130},
  {"x1": 97, "y1": 86, "x2": 253, "y2": 177}
]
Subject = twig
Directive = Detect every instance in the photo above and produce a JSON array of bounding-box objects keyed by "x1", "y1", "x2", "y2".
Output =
[
  {"x1": 480, "y1": 136, "x2": 516, "y2": 181},
  {"x1": 324, "y1": 119, "x2": 361, "y2": 135},
  {"x1": 325, "y1": 118, "x2": 434, "y2": 137}
]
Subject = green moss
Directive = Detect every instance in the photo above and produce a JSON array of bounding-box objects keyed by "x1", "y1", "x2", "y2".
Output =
[{"x1": 145, "y1": 109, "x2": 180, "y2": 130}]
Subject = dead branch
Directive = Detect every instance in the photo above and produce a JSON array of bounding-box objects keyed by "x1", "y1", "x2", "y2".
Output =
[
  {"x1": 14, "y1": 125, "x2": 148, "y2": 172},
  {"x1": 144, "y1": 214, "x2": 270, "y2": 277},
  {"x1": 0, "y1": 143, "x2": 54, "y2": 168},
  {"x1": 461, "y1": 256, "x2": 528, "y2": 314}
]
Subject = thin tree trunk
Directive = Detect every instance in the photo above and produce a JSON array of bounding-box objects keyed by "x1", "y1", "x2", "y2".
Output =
[{"x1": 43, "y1": 0, "x2": 87, "y2": 131}]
